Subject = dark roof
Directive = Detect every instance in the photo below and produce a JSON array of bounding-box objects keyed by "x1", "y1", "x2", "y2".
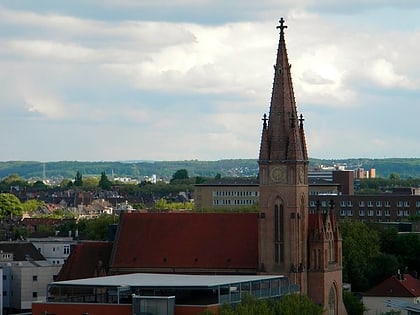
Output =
[
  {"x1": 308, "y1": 178, "x2": 338, "y2": 186},
  {"x1": 56, "y1": 241, "x2": 113, "y2": 281},
  {"x1": 195, "y1": 178, "x2": 258, "y2": 186},
  {"x1": 110, "y1": 212, "x2": 259, "y2": 271},
  {"x1": 0, "y1": 242, "x2": 46, "y2": 261},
  {"x1": 364, "y1": 274, "x2": 420, "y2": 297}
]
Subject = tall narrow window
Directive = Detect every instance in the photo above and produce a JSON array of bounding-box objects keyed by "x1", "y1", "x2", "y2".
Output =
[{"x1": 274, "y1": 204, "x2": 284, "y2": 264}]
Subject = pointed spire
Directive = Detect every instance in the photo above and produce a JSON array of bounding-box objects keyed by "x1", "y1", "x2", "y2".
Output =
[{"x1": 259, "y1": 18, "x2": 307, "y2": 163}]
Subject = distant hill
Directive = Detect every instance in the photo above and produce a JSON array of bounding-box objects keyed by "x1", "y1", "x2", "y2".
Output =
[{"x1": 1, "y1": 158, "x2": 420, "y2": 180}]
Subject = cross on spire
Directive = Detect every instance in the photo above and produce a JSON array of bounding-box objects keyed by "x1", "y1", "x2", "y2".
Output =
[
  {"x1": 276, "y1": 17, "x2": 287, "y2": 33},
  {"x1": 299, "y1": 114, "x2": 305, "y2": 129},
  {"x1": 262, "y1": 113, "x2": 268, "y2": 129}
]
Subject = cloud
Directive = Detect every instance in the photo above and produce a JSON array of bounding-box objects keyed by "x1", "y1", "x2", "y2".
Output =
[{"x1": 2, "y1": 3, "x2": 420, "y2": 161}]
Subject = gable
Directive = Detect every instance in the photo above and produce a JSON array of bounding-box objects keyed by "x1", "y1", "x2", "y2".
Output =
[
  {"x1": 364, "y1": 274, "x2": 420, "y2": 297},
  {"x1": 56, "y1": 241, "x2": 113, "y2": 281}
]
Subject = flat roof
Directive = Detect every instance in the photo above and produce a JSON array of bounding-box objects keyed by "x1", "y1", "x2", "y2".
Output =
[{"x1": 51, "y1": 273, "x2": 285, "y2": 288}]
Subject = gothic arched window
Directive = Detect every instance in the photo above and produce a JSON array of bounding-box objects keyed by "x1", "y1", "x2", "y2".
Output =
[{"x1": 328, "y1": 286, "x2": 337, "y2": 315}]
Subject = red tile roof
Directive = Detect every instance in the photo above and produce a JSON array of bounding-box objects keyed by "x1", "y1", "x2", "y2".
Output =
[
  {"x1": 56, "y1": 241, "x2": 113, "y2": 281},
  {"x1": 364, "y1": 274, "x2": 420, "y2": 297},
  {"x1": 110, "y1": 212, "x2": 259, "y2": 271}
]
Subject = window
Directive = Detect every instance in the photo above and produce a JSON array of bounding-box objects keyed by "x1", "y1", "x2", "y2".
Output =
[
  {"x1": 347, "y1": 201, "x2": 353, "y2": 207},
  {"x1": 404, "y1": 201, "x2": 410, "y2": 207},
  {"x1": 385, "y1": 201, "x2": 391, "y2": 207},
  {"x1": 376, "y1": 210, "x2": 382, "y2": 216},
  {"x1": 33, "y1": 275, "x2": 38, "y2": 281},
  {"x1": 397, "y1": 201, "x2": 403, "y2": 207},
  {"x1": 3, "y1": 291, "x2": 6, "y2": 296},
  {"x1": 2, "y1": 275, "x2": 6, "y2": 280},
  {"x1": 359, "y1": 201, "x2": 365, "y2": 207},
  {"x1": 416, "y1": 201, "x2": 420, "y2": 208},
  {"x1": 385, "y1": 210, "x2": 391, "y2": 216},
  {"x1": 340, "y1": 210, "x2": 346, "y2": 216},
  {"x1": 367, "y1": 201, "x2": 374, "y2": 207},
  {"x1": 368, "y1": 210, "x2": 374, "y2": 217},
  {"x1": 359, "y1": 210, "x2": 365, "y2": 216},
  {"x1": 347, "y1": 210, "x2": 353, "y2": 216},
  {"x1": 32, "y1": 292, "x2": 38, "y2": 298},
  {"x1": 340, "y1": 201, "x2": 346, "y2": 207},
  {"x1": 376, "y1": 201, "x2": 382, "y2": 207}
]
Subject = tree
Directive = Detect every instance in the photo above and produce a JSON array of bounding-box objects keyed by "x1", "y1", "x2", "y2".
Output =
[
  {"x1": 341, "y1": 220, "x2": 381, "y2": 291},
  {"x1": 81, "y1": 215, "x2": 117, "y2": 240},
  {"x1": 343, "y1": 291, "x2": 366, "y2": 315},
  {"x1": 22, "y1": 199, "x2": 45, "y2": 213},
  {"x1": 74, "y1": 171, "x2": 83, "y2": 186},
  {"x1": 98, "y1": 172, "x2": 112, "y2": 190},
  {"x1": 0, "y1": 193, "x2": 23, "y2": 218},
  {"x1": 171, "y1": 169, "x2": 189, "y2": 182},
  {"x1": 368, "y1": 253, "x2": 400, "y2": 287},
  {"x1": 82, "y1": 176, "x2": 99, "y2": 189},
  {"x1": 219, "y1": 294, "x2": 323, "y2": 315},
  {"x1": 389, "y1": 173, "x2": 401, "y2": 181},
  {"x1": 32, "y1": 180, "x2": 48, "y2": 190}
]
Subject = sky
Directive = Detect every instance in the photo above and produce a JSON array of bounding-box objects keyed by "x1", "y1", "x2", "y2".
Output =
[{"x1": 1, "y1": 1, "x2": 420, "y2": 162}]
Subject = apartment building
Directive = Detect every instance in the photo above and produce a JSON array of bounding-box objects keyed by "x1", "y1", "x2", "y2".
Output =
[{"x1": 0, "y1": 242, "x2": 61, "y2": 314}]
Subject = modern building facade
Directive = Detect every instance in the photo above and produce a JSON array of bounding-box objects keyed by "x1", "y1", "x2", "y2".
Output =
[{"x1": 32, "y1": 273, "x2": 296, "y2": 315}]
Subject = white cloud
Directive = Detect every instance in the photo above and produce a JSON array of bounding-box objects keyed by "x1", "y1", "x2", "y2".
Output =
[
  {"x1": 2, "y1": 4, "x2": 420, "y2": 161},
  {"x1": 369, "y1": 58, "x2": 411, "y2": 89}
]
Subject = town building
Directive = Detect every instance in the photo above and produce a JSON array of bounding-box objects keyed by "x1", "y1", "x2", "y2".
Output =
[
  {"x1": 27, "y1": 236, "x2": 77, "y2": 266},
  {"x1": 362, "y1": 272, "x2": 420, "y2": 315},
  {"x1": 0, "y1": 242, "x2": 61, "y2": 314}
]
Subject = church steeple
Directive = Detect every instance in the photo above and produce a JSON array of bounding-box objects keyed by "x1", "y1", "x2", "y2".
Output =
[
  {"x1": 258, "y1": 18, "x2": 347, "y2": 314},
  {"x1": 258, "y1": 17, "x2": 309, "y2": 294},
  {"x1": 259, "y1": 17, "x2": 307, "y2": 163}
]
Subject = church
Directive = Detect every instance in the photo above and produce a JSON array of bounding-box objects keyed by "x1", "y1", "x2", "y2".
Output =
[
  {"x1": 257, "y1": 18, "x2": 347, "y2": 314},
  {"x1": 45, "y1": 18, "x2": 347, "y2": 315}
]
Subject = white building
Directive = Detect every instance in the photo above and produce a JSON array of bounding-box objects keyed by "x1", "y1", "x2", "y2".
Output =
[
  {"x1": 28, "y1": 236, "x2": 77, "y2": 266},
  {"x1": 0, "y1": 242, "x2": 61, "y2": 313}
]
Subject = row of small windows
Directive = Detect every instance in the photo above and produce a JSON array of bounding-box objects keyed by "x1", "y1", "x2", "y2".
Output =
[
  {"x1": 38, "y1": 245, "x2": 71, "y2": 255},
  {"x1": 338, "y1": 209, "x2": 416, "y2": 217},
  {"x1": 0, "y1": 290, "x2": 36, "y2": 298},
  {"x1": 213, "y1": 199, "x2": 258, "y2": 206},
  {"x1": 1, "y1": 290, "x2": 36, "y2": 298},
  {"x1": 310, "y1": 200, "x2": 420, "y2": 208},
  {"x1": 212, "y1": 191, "x2": 259, "y2": 197}
]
